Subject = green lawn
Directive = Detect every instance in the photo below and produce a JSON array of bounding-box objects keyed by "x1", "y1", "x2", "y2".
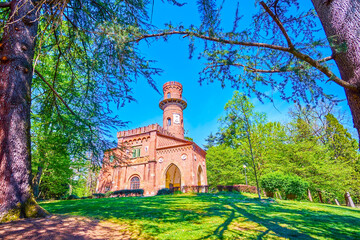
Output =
[{"x1": 40, "y1": 192, "x2": 360, "y2": 239}]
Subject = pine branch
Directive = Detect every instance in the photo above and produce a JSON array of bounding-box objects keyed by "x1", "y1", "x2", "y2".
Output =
[
  {"x1": 34, "y1": 69, "x2": 76, "y2": 116},
  {"x1": 0, "y1": 2, "x2": 10, "y2": 8},
  {"x1": 260, "y1": 1, "x2": 294, "y2": 49},
  {"x1": 131, "y1": 30, "x2": 356, "y2": 90}
]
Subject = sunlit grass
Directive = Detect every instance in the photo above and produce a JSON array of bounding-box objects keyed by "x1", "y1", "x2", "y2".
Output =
[{"x1": 40, "y1": 192, "x2": 360, "y2": 239}]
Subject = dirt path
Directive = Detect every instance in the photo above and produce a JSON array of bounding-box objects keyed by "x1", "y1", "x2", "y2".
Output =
[{"x1": 0, "y1": 215, "x2": 137, "y2": 240}]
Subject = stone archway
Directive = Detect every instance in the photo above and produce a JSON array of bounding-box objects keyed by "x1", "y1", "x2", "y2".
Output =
[
  {"x1": 165, "y1": 164, "x2": 181, "y2": 189},
  {"x1": 197, "y1": 166, "x2": 203, "y2": 186}
]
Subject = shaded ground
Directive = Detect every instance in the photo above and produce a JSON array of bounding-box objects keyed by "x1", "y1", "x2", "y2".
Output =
[
  {"x1": 2, "y1": 193, "x2": 360, "y2": 239},
  {"x1": 0, "y1": 215, "x2": 135, "y2": 240}
]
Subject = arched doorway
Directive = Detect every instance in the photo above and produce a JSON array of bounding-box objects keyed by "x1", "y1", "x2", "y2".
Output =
[
  {"x1": 165, "y1": 164, "x2": 181, "y2": 189},
  {"x1": 197, "y1": 166, "x2": 203, "y2": 186}
]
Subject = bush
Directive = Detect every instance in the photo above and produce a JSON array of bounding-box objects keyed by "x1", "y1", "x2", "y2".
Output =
[
  {"x1": 112, "y1": 189, "x2": 144, "y2": 197},
  {"x1": 105, "y1": 191, "x2": 113, "y2": 198},
  {"x1": 283, "y1": 175, "x2": 309, "y2": 199},
  {"x1": 93, "y1": 193, "x2": 105, "y2": 198},
  {"x1": 67, "y1": 194, "x2": 80, "y2": 200},
  {"x1": 260, "y1": 173, "x2": 308, "y2": 199},
  {"x1": 157, "y1": 188, "x2": 172, "y2": 195},
  {"x1": 261, "y1": 172, "x2": 285, "y2": 193}
]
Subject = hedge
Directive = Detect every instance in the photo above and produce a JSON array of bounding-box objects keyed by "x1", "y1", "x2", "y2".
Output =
[
  {"x1": 157, "y1": 188, "x2": 172, "y2": 195},
  {"x1": 112, "y1": 189, "x2": 144, "y2": 197},
  {"x1": 217, "y1": 185, "x2": 257, "y2": 194},
  {"x1": 260, "y1": 172, "x2": 309, "y2": 199},
  {"x1": 93, "y1": 193, "x2": 105, "y2": 198}
]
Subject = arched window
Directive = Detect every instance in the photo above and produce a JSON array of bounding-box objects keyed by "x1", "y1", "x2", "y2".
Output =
[
  {"x1": 130, "y1": 176, "x2": 140, "y2": 189},
  {"x1": 167, "y1": 118, "x2": 171, "y2": 126},
  {"x1": 167, "y1": 92, "x2": 171, "y2": 98}
]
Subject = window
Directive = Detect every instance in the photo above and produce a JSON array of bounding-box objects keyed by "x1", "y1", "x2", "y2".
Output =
[
  {"x1": 109, "y1": 155, "x2": 114, "y2": 163},
  {"x1": 132, "y1": 148, "x2": 141, "y2": 158},
  {"x1": 167, "y1": 118, "x2": 171, "y2": 126},
  {"x1": 167, "y1": 92, "x2": 171, "y2": 98},
  {"x1": 130, "y1": 176, "x2": 140, "y2": 189}
]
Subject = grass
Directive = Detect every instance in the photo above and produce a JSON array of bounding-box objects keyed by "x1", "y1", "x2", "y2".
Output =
[{"x1": 40, "y1": 192, "x2": 360, "y2": 239}]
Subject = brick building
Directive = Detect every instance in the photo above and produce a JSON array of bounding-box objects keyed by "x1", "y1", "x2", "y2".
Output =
[{"x1": 96, "y1": 81, "x2": 208, "y2": 196}]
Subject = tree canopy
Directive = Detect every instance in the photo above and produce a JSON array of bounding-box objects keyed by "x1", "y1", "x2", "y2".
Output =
[{"x1": 206, "y1": 91, "x2": 360, "y2": 203}]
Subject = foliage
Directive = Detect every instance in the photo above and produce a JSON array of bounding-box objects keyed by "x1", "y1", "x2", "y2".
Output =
[
  {"x1": 112, "y1": 189, "x2": 144, "y2": 197},
  {"x1": 31, "y1": 130, "x2": 73, "y2": 199},
  {"x1": 184, "y1": 136, "x2": 194, "y2": 142},
  {"x1": 207, "y1": 92, "x2": 360, "y2": 203},
  {"x1": 67, "y1": 195, "x2": 80, "y2": 200},
  {"x1": 206, "y1": 145, "x2": 245, "y2": 187},
  {"x1": 92, "y1": 193, "x2": 105, "y2": 198},
  {"x1": 219, "y1": 91, "x2": 267, "y2": 198},
  {"x1": 105, "y1": 191, "x2": 114, "y2": 198},
  {"x1": 40, "y1": 193, "x2": 360, "y2": 239},
  {"x1": 203, "y1": 132, "x2": 218, "y2": 150},
  {"x1": 260, "y1": 172, "x2": 285, "y2": 193},
  {"x1": 283, "y1": 175, "x2": 309, "y2": 198},
  {"x1": 156, "y1": 188, "x2": 173, "y2": 195}
]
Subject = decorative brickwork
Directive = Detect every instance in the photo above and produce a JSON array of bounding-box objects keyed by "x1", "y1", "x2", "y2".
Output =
[{"x1": 96, "y1": 81, "x2": 208, "y2": 196}]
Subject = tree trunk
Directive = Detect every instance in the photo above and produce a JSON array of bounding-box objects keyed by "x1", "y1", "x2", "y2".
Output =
[
  {"x1": 33, "y1": 166, "x2": 43, "y2": 198},
  {"x1": 0, "y1": 0, "x2": 48, "y2": 222},
  {"x1": 307, "y1": 189, "x2": 313, "y2": 202},
  {"x1": 312, "y1": 0, "x2": 360, "y2": 140},
  {"x1": 318, "y1": 191, "x2": 324, "y2": 203}
]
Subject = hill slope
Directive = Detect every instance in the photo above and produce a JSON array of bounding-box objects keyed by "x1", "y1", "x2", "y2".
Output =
[{"x1": 38, "y1": 193, "x2": 360, "y2": 239}]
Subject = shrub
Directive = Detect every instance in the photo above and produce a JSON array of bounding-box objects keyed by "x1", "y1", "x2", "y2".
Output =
[
  {"x1": 261, "y1": 172, "x2": 285, "y2": 194},
  {"x1": 157, "y1": 188, "x2": 172, "y2": 195},
  {"x1": 112, "y1": 189, "x2": 144, "y2": 197},
  {"x1": 93, "y1": 193, "x2": 105, "y2": 198},
  {"x1": 217, "y1": 185, "x2": 239, "y2": 192},
  {"x1": 283, "y1": 175, "x2": 309, "y2": 199},
  {"x1": 67, "y1": 194, "x2": 80, "y2": 200},
  {"x1": 105, "y1": 191, "x2": 113, "y2": 198}
]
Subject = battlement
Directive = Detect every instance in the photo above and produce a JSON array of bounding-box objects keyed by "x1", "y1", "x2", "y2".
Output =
[
  {"x1": 163, "y1": 81, "x2": 183, "y2": 92},
  {"x1": 117, "y1": 123, "x2": 175, "y2": 138}
]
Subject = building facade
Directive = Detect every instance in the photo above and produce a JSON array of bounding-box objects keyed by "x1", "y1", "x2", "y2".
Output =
[{"x1": 96, "y1": 81, "x2": 208, "y2": 196}]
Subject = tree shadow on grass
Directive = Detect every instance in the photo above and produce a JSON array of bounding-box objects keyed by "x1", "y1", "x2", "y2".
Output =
[
  {"x1": 39, "y1": 193, "x2": 360, "y2": 239},
  {"x1": 0, "y1": 215, "x2": 133, "y2": 240},
  {"x1": 200, "y1": 193, "x2": 360, "y2": 239}
]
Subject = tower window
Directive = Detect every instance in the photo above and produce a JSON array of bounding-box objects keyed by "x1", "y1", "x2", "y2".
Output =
[
  {"x1": 167, "y1": 118, "x2": 171, "y2": 126},
  {"x1": 167, "y1": 92, "x2": 171, "y2": 98},
  {"x1": 130, "y1": 176, "x2": 140, "y2": 189}
]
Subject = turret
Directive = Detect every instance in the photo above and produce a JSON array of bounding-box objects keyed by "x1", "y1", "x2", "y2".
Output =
[{"x1": 159, "y1": 81, "x2": 187, "y2": 139}]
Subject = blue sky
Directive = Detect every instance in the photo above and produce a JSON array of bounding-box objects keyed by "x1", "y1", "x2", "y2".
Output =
[{"x1": 109, "y1": 1, "x2": 355, "y2": 148}]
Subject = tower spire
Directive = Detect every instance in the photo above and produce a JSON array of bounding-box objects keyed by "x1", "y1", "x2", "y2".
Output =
[{"x1": 159, "y1": 81, "x2": 187, "y2": 139}]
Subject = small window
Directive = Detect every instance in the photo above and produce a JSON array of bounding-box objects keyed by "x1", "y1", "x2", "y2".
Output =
[
  {"x1": 132, "y1": 148, "x2": 141, "y2": 158},
  {"x1": 109, "y1": 155, "x2": 114, "y2": 163},
  {"x1": 130, "y1": 176, "x2": 140, "y2": 189},
  {"x1": 167, "y1": 118, "x2": 171, "y2": 126},
  {"x1": 167, "y1": 92, "x2": 171, "y2": 98}
]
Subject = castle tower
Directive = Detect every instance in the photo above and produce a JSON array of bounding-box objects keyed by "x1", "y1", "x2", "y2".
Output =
[{"x1": 159, "y1": 81, "x2": 187, "y2": 139}]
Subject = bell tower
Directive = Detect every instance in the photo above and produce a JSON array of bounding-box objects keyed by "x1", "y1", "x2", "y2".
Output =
[{"x1": 159, "y1": 81, "x2": 187, "y2": 139}]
